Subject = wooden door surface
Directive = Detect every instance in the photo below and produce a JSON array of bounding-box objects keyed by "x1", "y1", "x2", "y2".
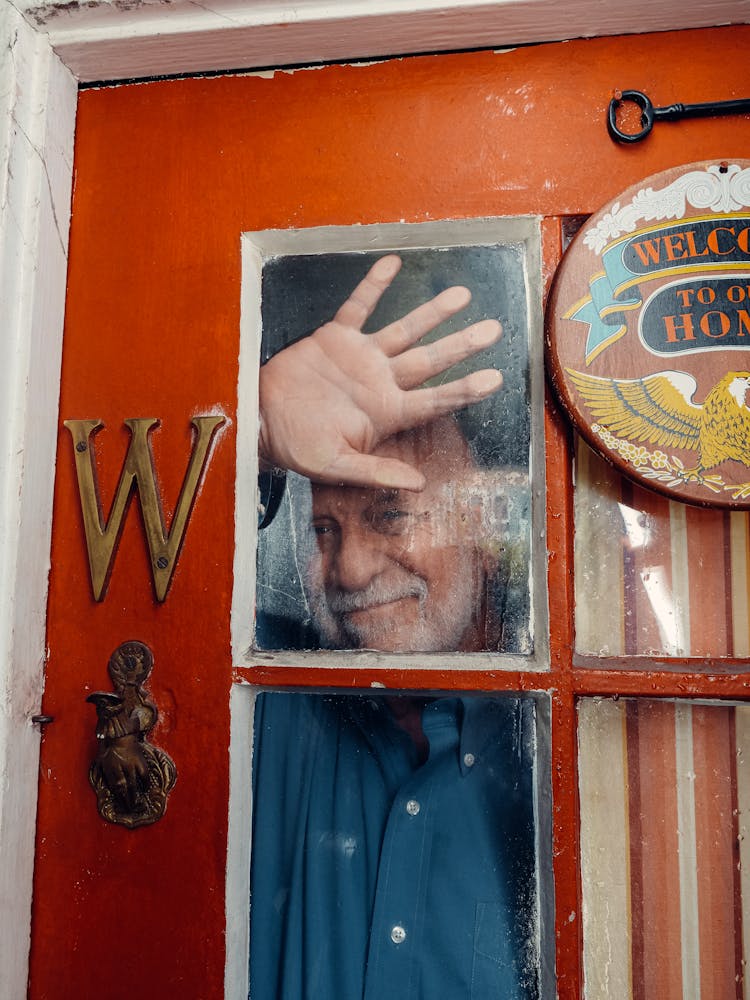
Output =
[{"x1": 29, "y1": 24, "x2": 750, "y2": 999}]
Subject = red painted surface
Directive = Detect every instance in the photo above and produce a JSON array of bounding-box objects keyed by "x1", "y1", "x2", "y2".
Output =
[{"x1": 30, "y1": 24, "x2": 750, "y2": 999}]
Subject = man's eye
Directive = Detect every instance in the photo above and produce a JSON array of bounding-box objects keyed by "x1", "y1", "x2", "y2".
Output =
[
  {"x1": 312, "y1": 522, "x2": 337, "y2": 539},
  {"x1": 370, "y1": 509, "x2": 410, "y2": 533},
  {"x1": 381, "y1": 509, "x2": 406, "y2": 522}
]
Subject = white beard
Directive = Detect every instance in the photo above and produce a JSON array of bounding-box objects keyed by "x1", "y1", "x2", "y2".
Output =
[{"x1": 305, "y1": 554, "x2": 482, "y2": 653}]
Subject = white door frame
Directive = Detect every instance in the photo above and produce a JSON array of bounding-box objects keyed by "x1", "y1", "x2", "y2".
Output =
[{"x1": 2, "y1": 0, "x2": 747, "y2": 994}]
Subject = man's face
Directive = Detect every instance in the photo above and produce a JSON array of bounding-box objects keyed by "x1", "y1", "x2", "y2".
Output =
[{"x1": 306, "y1": 420, "x2": 490, "y2": 653}]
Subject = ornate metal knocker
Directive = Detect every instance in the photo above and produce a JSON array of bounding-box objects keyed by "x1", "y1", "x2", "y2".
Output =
[{"x1": 87, "y1": 641, "x2": 176, "y2": 828}]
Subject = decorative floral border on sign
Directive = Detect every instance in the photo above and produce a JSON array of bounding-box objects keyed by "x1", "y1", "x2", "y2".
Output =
[
  {"x1": 584, "y1": 164, "x2": 750, "y2": 254},
  {"x1": 590, "y1": 423, "x2": 750, "y2": 500}
]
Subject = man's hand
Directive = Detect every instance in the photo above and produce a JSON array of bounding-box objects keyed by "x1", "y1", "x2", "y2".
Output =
[{"x1": 258, "y1": 254, "x2": 503, "y2": 491}]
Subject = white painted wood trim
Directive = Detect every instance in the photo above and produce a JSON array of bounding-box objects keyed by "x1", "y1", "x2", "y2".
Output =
[
  {"x1": 232, "y1": 218, "x2": 549, "y2": 673},
  {"x1": 225, "y1": 684, "x2": 256, "y2": 1000},
  {"x1": 12, "y1": 0, "x2": 750, "y2": 84},
  {"x1": 0, "y1": 4, "x2": 77, "y2": 996}
]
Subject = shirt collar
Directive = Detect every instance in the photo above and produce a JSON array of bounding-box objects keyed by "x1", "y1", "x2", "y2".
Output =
[{"x1": 348, "y1": 694, "x2": 527, "y2": 778}]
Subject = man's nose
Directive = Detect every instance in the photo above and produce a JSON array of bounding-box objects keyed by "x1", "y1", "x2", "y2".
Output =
[{"x1": 330, "y1": 528, "x2": 391, "y2": 592}]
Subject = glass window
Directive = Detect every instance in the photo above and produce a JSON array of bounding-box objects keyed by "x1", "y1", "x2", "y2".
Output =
[
  {"x1": 254, "y1": 244, "x2": 536, "y2": 657},
  {"x1": 249, "y1": 690, "x2": 551, "y2": 1000},
  {"x1": 575, "y1": 441, "x2": 750, "y2": 661},
  {"x1": 579, "y1": 696, "x2": 750, "y2": 997},
  {"x1": 229, "y1": 218, "x2": 549, "y2": 999}
]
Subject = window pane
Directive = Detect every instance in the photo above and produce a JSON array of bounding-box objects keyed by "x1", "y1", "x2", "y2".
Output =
[
  {"x1": 249, "y1": 691, "x2": 551, "y2": 999},
  {"x1": 575, "y1": 440, "x2": 750, "y2": 661},
  {"x1": 255, "y1": 245, "x2": 534, "y2": 655},
  {"x1": 579, "y1": 697, "x2": 750, "y2": 998}
]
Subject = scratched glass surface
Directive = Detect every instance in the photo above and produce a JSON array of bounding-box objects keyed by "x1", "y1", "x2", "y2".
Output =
[
  {"x1": 575, "y1": 439, "x2": 750, "y2": 662},
  {"x1": 255, "y1": 246, "x2": 533, "y2": 654},
  {"x1": 249, "y1": 690, "x2": 550, "y2": 999}
]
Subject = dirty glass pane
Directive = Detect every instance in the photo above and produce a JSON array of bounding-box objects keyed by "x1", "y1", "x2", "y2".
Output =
[
  {"x1": 249, "y1": 690, "x2": 551, "y2": 999},
  {"x1": 255, "y1": 246, "x2": 533, "y2": 654},
  {"x1": 579, "y1": 697, "x2": 750, "y2": 999},
  {"x1": 575, "y1": 439, "x2": 750, "y2": 661}
]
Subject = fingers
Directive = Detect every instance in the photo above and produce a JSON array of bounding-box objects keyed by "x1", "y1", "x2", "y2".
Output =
[
  {"x1": 402, "y1": 368, "x2": 503, "y2": 423},
  {"x1": 317, "y1": 452, "x2": 427, "y2": 492},
  {"x1": 391, "y1": 319, "x2": 502, "y2": 388},
  {"x1": 374, "y1": 285, "x2": 472, "y2": 357},
  {"x1": 332, "y1": 255, "x2": 402, "y2": 330}
]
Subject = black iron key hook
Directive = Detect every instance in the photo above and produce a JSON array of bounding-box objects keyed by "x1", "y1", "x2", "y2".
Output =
[{"x1": 608, "y1": 89, "x2": 750, "y2": 143}]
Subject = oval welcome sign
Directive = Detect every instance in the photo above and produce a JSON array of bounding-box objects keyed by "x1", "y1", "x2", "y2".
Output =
[{"x1": 546, "y1": 160, "x2": 750, "y2": 508}]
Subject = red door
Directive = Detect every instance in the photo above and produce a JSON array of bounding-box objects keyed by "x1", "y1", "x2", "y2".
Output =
[{"x1": 30, "y1": 24, "x2": 750, "y2": 998}]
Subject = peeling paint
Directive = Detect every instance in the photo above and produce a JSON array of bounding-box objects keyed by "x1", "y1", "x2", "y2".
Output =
[
  {"x1": 28, "y1": 0, "x2": 82, "y2": 25},
  {"x1": 28, "y1": 0, "x2": 173, "y2": 27}
]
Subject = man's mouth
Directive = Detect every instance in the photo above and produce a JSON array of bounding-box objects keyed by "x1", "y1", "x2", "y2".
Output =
[
  {"x1": 345, "y1": 595, "x2": 416, "y2": 619},
  {"x1": 327, "y1": 581, "x2": 428, "y2": 619}
]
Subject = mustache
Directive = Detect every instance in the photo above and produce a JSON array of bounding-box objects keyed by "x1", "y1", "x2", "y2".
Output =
[{"x1": 325, "y1": 577, "x2": 428, "y2": 615}]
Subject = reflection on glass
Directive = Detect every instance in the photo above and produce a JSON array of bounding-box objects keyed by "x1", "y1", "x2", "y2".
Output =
[
  {"x1": 579, "y1": 697, "x2": 750, "y2": 999},
  {"x1": 256, "y1": 247, "x2": 533, "y2": 654},
  {"x1": 575, "y1": 439, "x2": 750, "y2": 661},
  {"x1": 250, "y1": 692, "x2": 543, "y2": 999}
]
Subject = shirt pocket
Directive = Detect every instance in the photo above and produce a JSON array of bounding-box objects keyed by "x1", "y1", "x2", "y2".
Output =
[{"x1": 471, "y1": 900, "x2": 525, "y2": 1000}]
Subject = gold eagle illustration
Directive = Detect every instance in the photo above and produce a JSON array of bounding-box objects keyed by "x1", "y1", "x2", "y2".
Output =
[{"x1": 566, "y1": 368, "x2": 750, "y2": 472}]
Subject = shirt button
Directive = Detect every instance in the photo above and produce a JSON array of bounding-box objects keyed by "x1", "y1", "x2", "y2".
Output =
[
  {"x1": 391, "y1": 925, "x2": 407, "y2": 944},
  {"x1": 405, "y1": 799, "x2": 420, "y2": 816},
  {"x1": 463, "y1": 752, "x2": 476, "y2": 767}
]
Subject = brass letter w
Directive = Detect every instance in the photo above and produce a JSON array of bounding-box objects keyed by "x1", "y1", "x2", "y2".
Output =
[{"x1": 64, "y1": 417, "x2": 225, "y2": 602}]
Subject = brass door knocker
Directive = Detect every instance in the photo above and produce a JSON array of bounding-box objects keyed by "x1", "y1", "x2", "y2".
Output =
[{"x1": 87, "y1": 641, "x2": 176, "y2": 828}]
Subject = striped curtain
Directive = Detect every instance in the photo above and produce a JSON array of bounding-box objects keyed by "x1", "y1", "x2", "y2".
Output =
[
  {"x1": 579, "y1": 698, "x2": 749, "y2": 1000},
  {"x1": 575, "y1": 437, "x2": 750, "y2": 997},
  {"x1": 575, "y1": 441, "x2": 750, "y2": 659}
]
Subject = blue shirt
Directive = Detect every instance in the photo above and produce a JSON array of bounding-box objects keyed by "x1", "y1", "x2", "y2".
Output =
[{"x1": 250, "y1": 693, "x2": 538, "y2": 999}]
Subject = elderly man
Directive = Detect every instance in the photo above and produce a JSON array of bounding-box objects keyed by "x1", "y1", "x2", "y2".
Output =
[
  {"x1": 257, "y1": 252, "x2": 528, "y2": 653},
  {"x1": 249, "y1": 255, "x2": 539, "y2": 999},
  {"x1": 305, "y1": 415, "x2": 501, "y2": 654}
]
